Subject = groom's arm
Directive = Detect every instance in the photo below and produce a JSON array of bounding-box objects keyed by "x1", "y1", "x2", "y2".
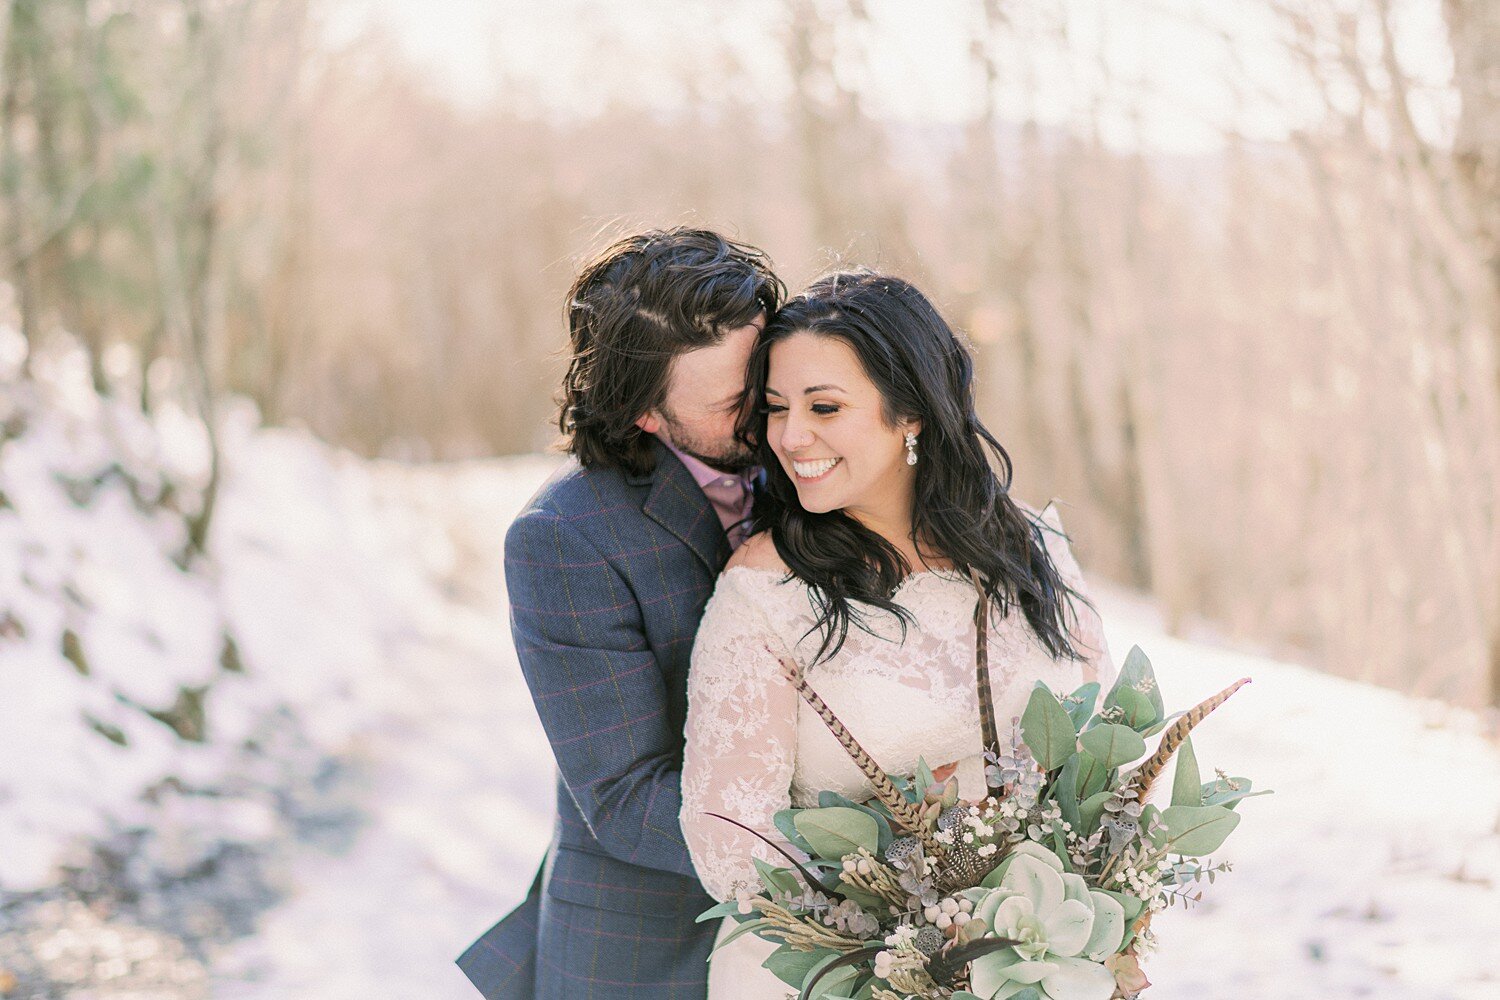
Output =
[{"x1": 504, "y1": 506, "x2": 697, "y2": 878}]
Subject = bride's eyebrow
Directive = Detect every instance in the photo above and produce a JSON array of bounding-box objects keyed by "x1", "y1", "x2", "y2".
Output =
[{"x1": 765, "y1": 384, "x2": 846, "y2": 397}]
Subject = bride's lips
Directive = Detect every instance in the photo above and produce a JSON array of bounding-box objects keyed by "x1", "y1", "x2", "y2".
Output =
[{"x1": 790, "y1": 457, "x2": 842, "y2": 482}]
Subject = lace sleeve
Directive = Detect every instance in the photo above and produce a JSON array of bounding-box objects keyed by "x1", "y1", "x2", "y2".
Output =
[
  {"x1": 1038, "y1": 504, "x2": 1117, "y2": 691},
  {"x1": 680, "y1": 570, "x2": 801, "y2": 902}
]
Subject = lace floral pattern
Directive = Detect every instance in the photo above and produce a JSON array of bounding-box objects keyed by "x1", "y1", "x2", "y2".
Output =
[{"x1": 679, "y1": 505, "x2": 1115, "y2": 902}]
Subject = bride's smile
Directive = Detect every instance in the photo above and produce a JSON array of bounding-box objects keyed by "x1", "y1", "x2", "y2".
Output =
[{"x1": 790, "y1": 456, "x2": 841, "y2": 479}]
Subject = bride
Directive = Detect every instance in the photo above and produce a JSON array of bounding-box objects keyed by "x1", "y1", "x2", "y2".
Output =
[{"x1": 680, "y1": 270, "x2": 1117, "y2": 999}]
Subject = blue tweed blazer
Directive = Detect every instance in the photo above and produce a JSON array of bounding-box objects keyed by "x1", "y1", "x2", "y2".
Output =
[{"x1": 457, "y1": 439, "x2": 732, "y2": 1000}]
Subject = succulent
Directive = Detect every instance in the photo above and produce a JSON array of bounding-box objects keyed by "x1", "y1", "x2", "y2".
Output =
[{"x1": 967, "y1": 846, "x2": 1127, "y2": 1000}]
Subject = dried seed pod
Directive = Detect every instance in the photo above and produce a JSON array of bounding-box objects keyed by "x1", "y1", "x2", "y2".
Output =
[{"x1": 914, "y1": 926, "x2": 946, "y2": 956}]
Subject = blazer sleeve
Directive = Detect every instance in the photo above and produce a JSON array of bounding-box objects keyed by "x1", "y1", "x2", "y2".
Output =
[{"x1": 504, "y1": 506, "x2": 697, "y2": 878}]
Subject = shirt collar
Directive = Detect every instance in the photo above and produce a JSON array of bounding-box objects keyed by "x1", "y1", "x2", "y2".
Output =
[{"x1": 657, "y1": 435, "x2": 757, "y2": 491}]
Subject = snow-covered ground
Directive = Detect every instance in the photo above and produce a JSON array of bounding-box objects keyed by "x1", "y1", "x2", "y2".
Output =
[
  {"x1": 214, "y1": 454, "x2": 1500, "y2": 1000},
  {"x1": 4, "y1": 357, "x2": 1498, "y2": 999}
]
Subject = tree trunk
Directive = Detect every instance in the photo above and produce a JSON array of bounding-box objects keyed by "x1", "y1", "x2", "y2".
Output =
[{"x1": 1443, "y1": 0, "x2": 1500, "y2": 705}]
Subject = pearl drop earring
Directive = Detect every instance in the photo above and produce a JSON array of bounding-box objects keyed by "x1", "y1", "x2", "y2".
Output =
[{"x1": 904, "y1": 432, "x2": 918, "y2": 466}]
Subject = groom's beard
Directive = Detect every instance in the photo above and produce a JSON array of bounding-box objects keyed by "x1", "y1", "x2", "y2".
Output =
[{"x1": 660, "y1": 413, "x2": 757, "y2": 473}]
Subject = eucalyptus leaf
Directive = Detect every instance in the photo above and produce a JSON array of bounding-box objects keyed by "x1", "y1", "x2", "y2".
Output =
[
  {"x1": 1171, "y1": 736, "x2": 1201, "y2": 807},
  {"x1": 1065, "y1": 681, "x2": 1101, "y2": 730},
  {"x1": 763, "y1": 947, "x2": 838, "y2": 989},
  {"x1": 1108, "y1": 685, "x2": 1158, "y2": 730},
  {"x1": 1140, "y1": 804, "x2": 1161, "y2": 840},
  {"x1": 775, "y1": 809, "x2": 817, "y2": 856},
  {"x1": 1078, "y1": 723, "x2": 1147, "y2": 768},
  {"x1": 1079, "y1": 790, "x2": 1112, "y2": 834},
  {"x1": 794, "y1": 807, "x2": 880, "y2": 861},
  {"x1": 802, "y1": 953, "x2": 864, "y2": 1000},
  {"x1": 1201, "y1": 776, "x2": 1269, "y2": 811},
  {"x1": 1108, "y1": 645, "x2": 1165, "y2": 715},
  {"x1": 695, "y1": 899, "x2": 741, "y2": 923},
  {"x1": 1021, "y1": 687, "x2": 1077, "y2": 770},
  {"x1": 1074, "y1": 751, "x2": 1108, "y2": 799},
  {"x1": 1225, "y1": 791, "x2": 1273, "y2": 810},
  {"x1": 804, "y1": 959, "x2": 864, "y2": 1000},
  {"x1": 817, "y1": 793, "x2": 894, "y2": 852},
  {"x1": 711, "y1": 918, "x2": 770, "y2": 953},
  {"x1": 915, "y1": 758, "x2": 937, "y2": 795},
  {"x1": 1139, "y1": 710, "x2": 1186, "y2": 737},
  {"x1": 754, "y1": 857, "x2": 800, "y2": 897},
  {"x1": 832, "y1": 880, "x2": 886, "y2": 912},
  {"x1": 1054, "y1": 754, "x2": 1082, "y2": 831},
  {"x1": 1153, "y1": 804, "x2": 1242, "y2": 856}
]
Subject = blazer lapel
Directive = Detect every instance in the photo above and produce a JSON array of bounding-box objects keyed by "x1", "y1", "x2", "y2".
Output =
[{"x1": 638, "y1": 440, "x2": 730, "y2": 574}]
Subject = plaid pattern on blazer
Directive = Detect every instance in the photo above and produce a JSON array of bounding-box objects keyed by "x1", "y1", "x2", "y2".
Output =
[{"x1": 457, "y1": 439, "x2": 732, "y2": 1000}]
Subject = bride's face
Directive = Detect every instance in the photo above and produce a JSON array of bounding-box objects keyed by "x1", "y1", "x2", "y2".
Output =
[{"x1": 764, "y1": 332, "x2": 919, "y2": 525}]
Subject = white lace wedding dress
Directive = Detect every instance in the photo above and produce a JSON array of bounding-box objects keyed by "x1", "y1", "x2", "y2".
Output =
[{"x1": 680, "y1": 507, "x2": 1117, "y2": 1000}]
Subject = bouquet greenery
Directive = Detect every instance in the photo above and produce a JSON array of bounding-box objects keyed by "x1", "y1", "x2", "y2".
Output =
[{"x1": 697, "y1": 643, "x2": 1263, "y2": 1000}]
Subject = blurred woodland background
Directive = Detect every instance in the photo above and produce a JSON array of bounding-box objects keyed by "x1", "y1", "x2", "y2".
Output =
[{"x1": 2, "y1": 0, "x2": 1498, "y2": 709}]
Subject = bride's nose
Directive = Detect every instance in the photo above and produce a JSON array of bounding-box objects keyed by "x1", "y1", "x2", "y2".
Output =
[{"x1": 779, "y1": 413, "x2": 815, "y2": 453}]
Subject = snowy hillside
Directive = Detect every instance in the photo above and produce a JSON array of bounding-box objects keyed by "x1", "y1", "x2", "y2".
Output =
[{"x1": 3, "y1": 357, "x2": 1498, "y2": 999}]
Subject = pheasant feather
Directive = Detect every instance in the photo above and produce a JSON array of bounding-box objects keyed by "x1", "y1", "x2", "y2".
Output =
[
  {"x1": 772, "y1": 650, "x2": 941, "y2": 857},
  {"x1": 1124, "y1": 677, "x2": 1250, "y2": 801},
  {"x1": 968, "y1": 568, "x2": 1002, "y2": 763}
]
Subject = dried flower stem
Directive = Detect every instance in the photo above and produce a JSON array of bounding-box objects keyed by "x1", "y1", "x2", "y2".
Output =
[
  {"x1": 840, "y1": 848, "x2": 911, "y2": 908},
  {"x1": 748, "y1": 897, "x2": 866, "y2": 953},
  {"x1": 886, "y1": 964, "x2": 940, "y2": 996}
]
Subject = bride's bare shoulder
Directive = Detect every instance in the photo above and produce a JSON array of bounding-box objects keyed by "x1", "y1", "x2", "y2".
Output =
[{"x1": 725, "y1": 531, "x2": 789, "y2": 573}]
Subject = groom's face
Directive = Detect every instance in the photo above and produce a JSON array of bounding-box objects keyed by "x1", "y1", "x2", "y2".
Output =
[{"x1": 637, "y1": 313, "x2": 764, "y2": 473}]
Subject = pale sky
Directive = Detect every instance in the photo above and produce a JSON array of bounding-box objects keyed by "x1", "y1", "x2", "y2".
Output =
[{"x1": 327, "y1": 0, "x2": 1456, "y2": 156}]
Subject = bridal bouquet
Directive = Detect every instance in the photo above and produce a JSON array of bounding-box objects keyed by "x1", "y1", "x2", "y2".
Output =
[{"x1": 698, "y1": 644, "x2": 1263, "y2": 1000}]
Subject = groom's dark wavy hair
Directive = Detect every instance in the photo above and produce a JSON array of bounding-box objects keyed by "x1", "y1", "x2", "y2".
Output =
[
  {"x1": 558, "y1": 228, "x2": 784, "y2": 476},
  {"x1": 741, "y1": 270, "x2": 1090, "y2": 665}
]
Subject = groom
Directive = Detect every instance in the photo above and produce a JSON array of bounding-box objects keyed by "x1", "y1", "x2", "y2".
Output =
[{"x1": 457, "y1": 228, "x2": 783, "y2": 999}]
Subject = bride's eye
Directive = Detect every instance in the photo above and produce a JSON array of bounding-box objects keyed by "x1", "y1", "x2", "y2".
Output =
[
  {"x1": 811, "y1": 404, "x2": 840, "y2": 415},
  {"x1": 761, "y1": 403, "x2": 787, "y2": 415}
]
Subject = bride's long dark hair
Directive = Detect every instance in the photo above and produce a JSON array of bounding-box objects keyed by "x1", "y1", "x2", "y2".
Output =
[{"x1": 740, "y1": 270, "x2": 1090, "y2": 665}]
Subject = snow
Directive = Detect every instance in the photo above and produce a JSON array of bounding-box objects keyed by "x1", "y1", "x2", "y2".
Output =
[{"x1": 3, "y1": 352, "x2": 1498, "y2": 999}]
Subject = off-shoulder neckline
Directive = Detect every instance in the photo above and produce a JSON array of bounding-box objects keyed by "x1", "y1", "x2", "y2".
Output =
[{"x1": 719, "y1": 564, "x2": 970, "y2": 592}]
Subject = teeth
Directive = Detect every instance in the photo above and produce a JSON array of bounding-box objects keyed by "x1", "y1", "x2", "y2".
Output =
[{"x1": 792, "y1": 457, "x2": 841, "y2": 479}]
